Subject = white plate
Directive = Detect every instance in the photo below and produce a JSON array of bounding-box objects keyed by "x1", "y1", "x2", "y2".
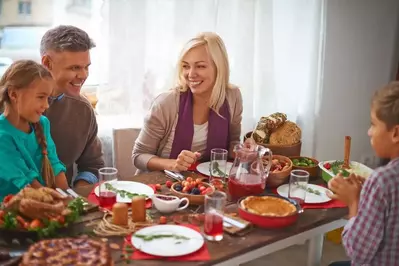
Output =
[
  {"x1": 94, "y1": 181, "x2": 154, "y2": 203},
  {"x1": 276, "y1": 184, "x2": 332, "y2": 204},
  {"x1": 132, "y1": 225, "x2": 204, "y2": 257},
  {"x1": 196, "y1": 161, "x2": 233, "y2": 177}
]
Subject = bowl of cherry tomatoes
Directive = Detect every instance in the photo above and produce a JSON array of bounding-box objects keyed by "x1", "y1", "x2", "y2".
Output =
[{"x1": 170, "y1": 177, "x2": 215, "y2": 205}]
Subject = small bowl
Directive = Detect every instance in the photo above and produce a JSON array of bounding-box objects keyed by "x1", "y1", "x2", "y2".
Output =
[
  {"x1": 289, "y1": 156, "x2": 320, "y2": 179},
  {"x1": 170, "y1": 182, "x2": 215, "y2": 205},
  {"x1": 237, "y1": 194, "x2": 302, "y2": 228},
  {"x1": 244, "y1": 132, "x2": 302, "y2": 157},
  {"x1": 263, "y1": 155, "x2": 292, "y2": 188}
]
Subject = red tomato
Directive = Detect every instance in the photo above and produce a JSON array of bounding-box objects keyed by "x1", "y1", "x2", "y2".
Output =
[
  {"x1": 155, "y1": 184, "x2": 162, "y2": 191},
  {"x1": 3, "y1": 195, "x2": 13, "y2": 204},
  {"x1": 324, "y1": 163, "x2": 331, "y2": 170},
  {"x1": 29, "y1": 219, "x2": 43, "y2": 229},
  {"x1": 165, "y1": 181, "x2": 173, "y2": 188},
  {"x1": 199, "y1": 186, "x2": 206, "y2": 192},
  {"x1": 159, "y1": 216, "x2": 167, "y2": 224}
]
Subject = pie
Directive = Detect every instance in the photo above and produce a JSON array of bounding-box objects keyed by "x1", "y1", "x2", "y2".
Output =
[
  {"x1": 20, "y1": 238, "x2": 113, "y2": 266},
  {"x1": 240, "y1": 196, "x2": 297, "y2": 217}
]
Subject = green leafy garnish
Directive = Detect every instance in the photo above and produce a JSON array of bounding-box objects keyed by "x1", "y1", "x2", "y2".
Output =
[
  {"x1": 299, "y1": 185, "x2": 321, "y2": 195},
  {"x1": 212, "y1": 162, "x2": 226, "y2": 177},
  {"x1": 134, "y1": 234, "x2": 190, "y2": 242},
  {"x1": 104, "y1": 183, "x2": 147, "y2": 199},
  {"x1": 3, "y1": 212, "x2": 17, "y2": 229},
  {"x1": 330, "y1": 160, "x2": 351, "y2": 177}
]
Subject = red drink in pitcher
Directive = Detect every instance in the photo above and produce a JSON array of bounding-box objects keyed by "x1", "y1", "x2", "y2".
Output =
[
  {"x1": 228, "y1": 174, "x2": 265, "y2": 200},
  {"x1": 204, "y1": 213, "x2": 224, "y2": 241},
  {"x1": 98, "y1": 191, "x2": 117, "y2": 209}
]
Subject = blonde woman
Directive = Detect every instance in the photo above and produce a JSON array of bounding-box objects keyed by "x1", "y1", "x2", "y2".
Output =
[{"x1": 132, "y1": 32, "x2": 243, "y2": 173}]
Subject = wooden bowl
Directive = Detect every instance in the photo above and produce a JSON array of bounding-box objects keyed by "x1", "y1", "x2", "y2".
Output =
[
  {"x1": 289, "y1": 156, "x2": 320, "y2": 179},
  {"x1": 170, "y1": 182, "x2": 215, "y2": 205},
  {"x1": 244, "y1": 132, "x2": 301, "y2": 157},
  {"x1": 263, "y1": 155, "x2": 292, "y2": 188}
]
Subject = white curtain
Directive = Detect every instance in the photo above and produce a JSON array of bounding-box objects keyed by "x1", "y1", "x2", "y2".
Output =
[{"x1": 52, "y1": 0, "x2": 325, "y2": 165}]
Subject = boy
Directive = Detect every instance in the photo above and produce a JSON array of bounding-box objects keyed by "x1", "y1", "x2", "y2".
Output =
[{"x1": 328, "y1": 81, "x2": 399, "y2": 266}]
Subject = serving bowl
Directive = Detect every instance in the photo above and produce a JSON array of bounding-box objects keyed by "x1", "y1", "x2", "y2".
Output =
[
  {"x1": 289, "y1": 156, "x2": 320, "y2": 179},
  {"x1": 170, "y1": 182, "x2": 215, "y2": 205},
  {"x1": 263, "y1": 155, "x2": 292, "y2": 188}
]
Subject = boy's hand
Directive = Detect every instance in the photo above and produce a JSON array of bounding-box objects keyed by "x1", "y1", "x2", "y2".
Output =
[{"x1": 327, "y1": 173, "x2": 362, "y2": 206}]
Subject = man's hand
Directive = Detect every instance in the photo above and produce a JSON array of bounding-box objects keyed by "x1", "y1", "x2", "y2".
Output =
[{"x1": 74, "y1": 179, "x2": 91, "y2": 187}]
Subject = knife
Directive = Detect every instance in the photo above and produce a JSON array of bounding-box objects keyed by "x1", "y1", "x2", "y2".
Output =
[{"x1": 222, "y1": 215, "x2": 247, "y2": 229}]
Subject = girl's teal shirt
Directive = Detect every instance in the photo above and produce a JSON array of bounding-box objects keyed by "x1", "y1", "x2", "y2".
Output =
[{"x1": 0, "y1": 115, "x2": 65, "y2": 200}]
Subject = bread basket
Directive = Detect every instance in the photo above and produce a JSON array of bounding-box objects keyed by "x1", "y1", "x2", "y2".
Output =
[{"x1": 244, "y1": 132, "x2": 301, "y2": 157}]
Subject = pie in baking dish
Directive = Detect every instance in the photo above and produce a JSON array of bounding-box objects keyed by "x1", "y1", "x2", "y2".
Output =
[{"x1": 240, "y1": 196, "x2": 297, "y2": 217}]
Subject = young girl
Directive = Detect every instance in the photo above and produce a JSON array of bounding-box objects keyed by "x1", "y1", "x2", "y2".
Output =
[{"x1": 0, "y1": 60, "x2": 69, "y2": 200}]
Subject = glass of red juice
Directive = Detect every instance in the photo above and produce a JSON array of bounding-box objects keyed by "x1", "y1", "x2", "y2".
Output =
[
  {"x1": 204, "y1": 191, "x2": 226, "y2": 241},
  {"x1": 288, "y1": 170, "x2": 310, "y2": 205},
  {"x1": 98, "y1": 167, "x2": 118, "y2": 212}
]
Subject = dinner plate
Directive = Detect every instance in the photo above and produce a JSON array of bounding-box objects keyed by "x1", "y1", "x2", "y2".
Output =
[
  {"x1": 276, "y1": 184, "x2": 332, "y2": 204},
  {"x1": 94, "y1": 180, "x2": 154, "y2": 203},
  {"x1": 131, "y1": 225, "x2": 204, "y2": 257},
  {"x1": 196, "y1": 161, "x2": 233, "y2": 177}
]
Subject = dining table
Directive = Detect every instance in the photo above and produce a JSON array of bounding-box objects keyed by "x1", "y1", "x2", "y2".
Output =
[{"x1": 72, "y1": 170, "x2": 348, "y2": 266}]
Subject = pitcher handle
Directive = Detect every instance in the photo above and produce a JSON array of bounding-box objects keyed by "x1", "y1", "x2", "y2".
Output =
[{"x1": 263, "y1": 148, "x2": 273, "y2": 173}]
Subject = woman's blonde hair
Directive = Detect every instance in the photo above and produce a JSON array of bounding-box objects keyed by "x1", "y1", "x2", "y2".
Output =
[
  {"x1": 176, "y1": 32, "x2": 231, "y2": 113},
  {"x1": 0, "y1": 60, "x2": 56, "y2": 188}
]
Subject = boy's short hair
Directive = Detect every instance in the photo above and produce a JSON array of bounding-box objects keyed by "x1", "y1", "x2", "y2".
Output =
[
  {"x1": 40, "y1": 25, "x2": 96, "y2": 56},
  {"x1": 372, "y1": 81, "x2": 399, "y2": 129}
]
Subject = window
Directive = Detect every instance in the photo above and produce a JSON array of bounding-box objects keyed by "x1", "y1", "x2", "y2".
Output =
[{"x1": 18, "y1": 0, "x2": 32, "y2": 15}]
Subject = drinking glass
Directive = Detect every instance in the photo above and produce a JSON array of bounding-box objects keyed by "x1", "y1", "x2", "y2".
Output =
[
  {"x1": 288, "y1": 170, "x2": 310, "y2": 205},
  {"x1": 204, "y1": 191, "x2": 227, "y2": 241},
  {"x1": 98, "y1": 167, "x2": 118, "y2": 211},
  {"x1": 209, "y1": 148, "x2": 228, "y2": 191}
]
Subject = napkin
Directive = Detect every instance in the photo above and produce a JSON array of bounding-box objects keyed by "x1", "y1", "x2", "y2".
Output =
[{"x1": 123, "y1": 224, "x2": 210, "y2": 261}]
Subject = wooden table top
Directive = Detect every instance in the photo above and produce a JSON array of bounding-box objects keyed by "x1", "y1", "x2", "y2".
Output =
[{"x1": 74, "y1": 171, "x2": 348, "y2": 266}]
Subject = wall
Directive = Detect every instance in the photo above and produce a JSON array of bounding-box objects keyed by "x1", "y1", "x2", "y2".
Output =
[{"x1": 314, "y1": 0, "x2": 399, "y2": 164}]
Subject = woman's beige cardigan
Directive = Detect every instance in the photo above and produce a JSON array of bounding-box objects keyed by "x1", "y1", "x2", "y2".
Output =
[{"x1": 132, "y1": 87, "x2": 243, "y2": 173}]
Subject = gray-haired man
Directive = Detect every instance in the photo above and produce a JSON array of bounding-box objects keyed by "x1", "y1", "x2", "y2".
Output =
[{"x1": 41, "y1": 25, "x2": 104, "y2": 187}]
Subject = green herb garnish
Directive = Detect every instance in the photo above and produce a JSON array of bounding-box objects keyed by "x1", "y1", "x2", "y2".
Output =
[
  {"x1": 134, "y1": 234, "x2": 190, "y2": 242},
  {"x1": 104, "y1": 183, "x2": 147, "y2": 199},
  {"x1": 330, "y1": 160, "x2": 351, "y2": 177},
  {"x1": 299, "y1": 185, "x2": 321, "y2": 195},
  {"x1": 3, "y1": 212, "x2": 17, "y2": 229},
  {"x1": 212, "y1": 162, "x2": 226, "y2": 177}
]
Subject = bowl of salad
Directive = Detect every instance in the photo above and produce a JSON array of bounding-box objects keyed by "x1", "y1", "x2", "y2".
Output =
[{"x1": 319, "y1": 160, "x2": 373, "y2": 183}]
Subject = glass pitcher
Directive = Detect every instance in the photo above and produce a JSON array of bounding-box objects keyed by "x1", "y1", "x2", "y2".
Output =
[{"x1": 227, "y1": 143, "x2": 272, "y2": 200}]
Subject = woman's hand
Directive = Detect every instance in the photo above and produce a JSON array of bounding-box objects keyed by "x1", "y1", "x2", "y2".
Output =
[{"x1": 171, "y1": 150, "x2": 201, "y2": 172}]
